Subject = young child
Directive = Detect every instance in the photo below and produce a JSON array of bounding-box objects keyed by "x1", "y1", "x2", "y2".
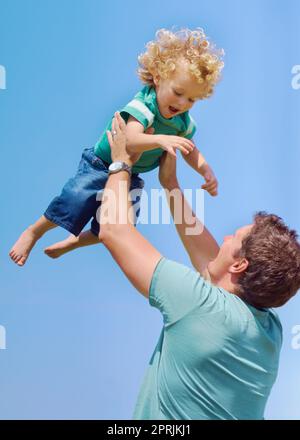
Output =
[{"x1": 9, "y1": 27, "x2": 224, "y2": 266}]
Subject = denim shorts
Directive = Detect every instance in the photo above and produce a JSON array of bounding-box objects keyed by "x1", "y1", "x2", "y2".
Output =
[{"x1": 44, "y1": 147, "x2": 145, "y2": 236}]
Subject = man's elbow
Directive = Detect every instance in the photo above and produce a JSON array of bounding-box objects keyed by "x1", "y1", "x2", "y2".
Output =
[
  {"x1": 98, "y1": 224, "x2": 112, "y2": 245},
  {"x1": 98, "y1": 223, "x2": 125, "y2": 246}
]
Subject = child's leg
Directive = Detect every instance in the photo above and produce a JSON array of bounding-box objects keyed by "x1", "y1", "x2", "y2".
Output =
[
  {"x1": 9, "y1": 215, "x2": 57, "y2": 266},
  {"x1": 43, "y1": 161, "x2": 145, "y2": 261},
  {"x1": 44, "y1": 230, "x2": 100, "y2": 259}
]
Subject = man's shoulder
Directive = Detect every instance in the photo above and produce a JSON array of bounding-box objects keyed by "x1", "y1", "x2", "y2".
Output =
[
  {"x1": 268, "y1": 308, "x2": 283, "y2": 333},
  {"x1": 149, "y1": 258, "x2": 226, "y2": 318}
]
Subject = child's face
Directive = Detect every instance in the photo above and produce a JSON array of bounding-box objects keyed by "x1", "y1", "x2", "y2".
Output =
[{"x1": 153, "y1": 58, "x2": 205, "y2": 119}]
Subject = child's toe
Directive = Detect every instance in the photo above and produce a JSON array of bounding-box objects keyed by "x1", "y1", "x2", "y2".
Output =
[
  {"x1": 12, "y1": 253, "x2": 19, "y2": 262},
  {"x1": 17, "y1": 257, "x2": 26, "y2": 266}
]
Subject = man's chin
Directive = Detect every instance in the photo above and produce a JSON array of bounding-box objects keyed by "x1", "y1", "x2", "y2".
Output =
[
  {"x1": 200, "y1": 264, "x2": 213, "y2": 283},
  {"x1": 206, "y1": 261, "x2": 219, "y2": 284}
]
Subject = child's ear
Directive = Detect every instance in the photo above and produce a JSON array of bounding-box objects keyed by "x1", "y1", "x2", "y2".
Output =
[{"x1": 153, "y1": 75, "x2": 160, "y2": 86}]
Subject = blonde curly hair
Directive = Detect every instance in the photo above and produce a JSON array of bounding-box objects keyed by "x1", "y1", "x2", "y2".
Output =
[{"x1": 137, "y1": 27, "x2": 224, "y2": 99}]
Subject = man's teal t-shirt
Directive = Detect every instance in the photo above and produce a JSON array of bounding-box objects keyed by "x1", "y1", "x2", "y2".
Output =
[
  {"x1": 133, "y1": 258, "x2": 283, "y2": 420},
  {"x1": 94, "y1": 85, "x2": 197, "y2": 174}
]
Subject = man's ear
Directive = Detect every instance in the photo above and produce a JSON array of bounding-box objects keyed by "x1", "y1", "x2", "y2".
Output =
[{"x1": 229, "y1": 258, "x2": 249, "y2": 275}]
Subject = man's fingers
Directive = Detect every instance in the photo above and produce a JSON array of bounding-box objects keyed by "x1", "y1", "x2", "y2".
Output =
[
  {"x1": 202, "y1": 181, "x2": 217, "y2": 190},
  {"x1": 116, "y1": 111, "x2": 126, "y2": 130},
  {"x1": 202, "y1": 185, "x2": 218, "y2": 194},
  {"x1": 111, "y1": 112, "x2": 127, "y2": 137},
  {"x1": 111, "y1": 117, "x2": 116, "y2": 133},
  {"x1": 202, "y1": 181, "x2": 213, "y2": 189},
  {"x1": 201, "y1": 184, "x2": 218, "y2": 196},
  {"x1": 202, "y1": 181, "x2": 217, "y2": 188},
  {"x1": 203, "y1": 175, "x2": 218, "y2": 186},
  {"x1": 210, "y1": 186, "x2": 218, "y2": 195},
  {"x1": 106, "y1": 130, "x2": 113, "y2": 148},
  {"x1": 112, "y1": 115, "x2": 120, "y2": 135},
  {"x1": 112, "y1": 113, "x2": 121, "y2": 134}
]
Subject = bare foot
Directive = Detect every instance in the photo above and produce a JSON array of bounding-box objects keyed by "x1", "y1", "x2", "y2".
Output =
[
  {"x1": 9, "y1": 227, "x2": 40, "y2": 266},
  {"x1": 44, "y1": 235, "x2": 80, "y2": 259}
]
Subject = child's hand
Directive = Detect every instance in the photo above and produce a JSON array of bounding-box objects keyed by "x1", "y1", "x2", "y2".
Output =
[
  {"x1": 157, "y1": 134, "x2": 195, "y2": 157},
  {"x1": 200, "y1": 163, "x2": 218, "y2": 197}
]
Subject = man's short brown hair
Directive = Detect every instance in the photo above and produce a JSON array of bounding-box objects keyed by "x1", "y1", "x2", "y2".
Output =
[{"x1": 236, "y1": 212, "x2": 300, "y2": 308}]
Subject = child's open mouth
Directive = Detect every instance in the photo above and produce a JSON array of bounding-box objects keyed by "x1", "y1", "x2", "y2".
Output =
[{"x1": 169, "y1": 106, "x2": 179, "y2": 115}]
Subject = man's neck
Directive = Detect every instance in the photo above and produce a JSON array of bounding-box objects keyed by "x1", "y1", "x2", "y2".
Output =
[{"x1": 208, "y1": 269, "x2": 237, "y2": 295}]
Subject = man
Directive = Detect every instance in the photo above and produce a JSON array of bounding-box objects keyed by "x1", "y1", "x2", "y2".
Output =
[{"x1": 99, "y1": 112, "x2": 300, "y2": 420}]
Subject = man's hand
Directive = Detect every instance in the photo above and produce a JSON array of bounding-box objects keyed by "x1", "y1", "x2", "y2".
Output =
[
  {"x1": 107, "y1": 112, "x2": 155, "y2": 165},
  {"x1": 106, "y1": 112, "x2": 141, "y2": 166},
  {"x1": 159, "y1": 151, "x2": 178, "y2": 189},
  {"x1": 199, "y1": 162, "x2": 218, "y2": 197}
]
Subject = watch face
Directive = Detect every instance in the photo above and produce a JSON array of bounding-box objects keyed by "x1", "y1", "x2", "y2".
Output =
[{"x1": 109, "y1": 162, "x2": 122, "y2": 172}]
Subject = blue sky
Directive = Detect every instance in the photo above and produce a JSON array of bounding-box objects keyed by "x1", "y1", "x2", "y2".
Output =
[{"x1": 0, "y1": 0, "x2": 299, "y2": 419}]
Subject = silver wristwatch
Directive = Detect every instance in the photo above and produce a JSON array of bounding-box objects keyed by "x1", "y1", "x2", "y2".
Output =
[{"x1": 108, "y1": 161, "x2": 132, "y2": 176}]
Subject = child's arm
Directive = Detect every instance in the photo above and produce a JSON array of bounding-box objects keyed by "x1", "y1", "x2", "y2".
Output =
[
  {"x1": 182, "y1": 143, "x2": 218, "y2": 197},
  {"x1": 126, "y1": 116, "x2": 194, "y2": 156},
  {"x1": 126, "y1": 116, "x2": 161, "y2": 152}
]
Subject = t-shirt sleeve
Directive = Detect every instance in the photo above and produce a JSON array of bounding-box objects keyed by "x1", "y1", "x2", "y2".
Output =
[
  {"x1": 181, "y1": 114, "x2": 197, "y2": 139},
  {"x1": 149, "y1": 257, "x2": 222, "y2": 326},
  {"x1": 120, "y1": 98, "x2": 155, "y2": 129}
]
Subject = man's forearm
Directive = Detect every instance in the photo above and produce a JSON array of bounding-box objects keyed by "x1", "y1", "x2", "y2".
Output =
[
  {"x1": 99, "y1": 169, "x2": 162, "y2": 298},
  {"x1": 182, "y1": 145, "x2": 207, "y2": 174},
  {"x1": 127, "y1": 133, "x2": 162, "y2": 153},
  {"x1": 100, "y1": 171, "x2": 133, "y2": 236},
  {"x1": 163, "y1": 178, "x2": 219, "y2": 273}
]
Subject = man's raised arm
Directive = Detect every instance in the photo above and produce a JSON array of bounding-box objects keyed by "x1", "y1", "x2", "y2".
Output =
[
  {"x1": 159, "y1": 152, "x2": 220, "y2": 275},
  {"x1": 98, "y1": 112, "x2": 162, "y2": 298}
]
